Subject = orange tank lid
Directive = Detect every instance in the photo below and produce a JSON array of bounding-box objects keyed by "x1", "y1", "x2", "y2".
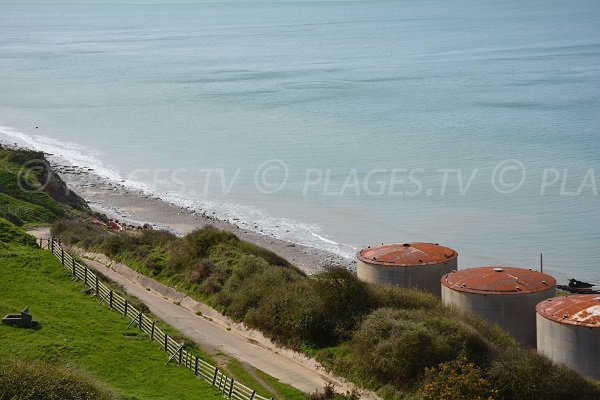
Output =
[
  {"x1": 356, "y1": 242, "x2": 457, "y2": 267},
  {"x1": 536, "y1": 294, "x2": 600, "y2": 327},
  {"x1": 441, "y1": 266, "x2": 556, "y2": 295}
]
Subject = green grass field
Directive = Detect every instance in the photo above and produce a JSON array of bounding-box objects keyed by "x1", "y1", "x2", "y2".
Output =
[{"x1": 0, "y1": 241, "x2": 222, "y2": 400}]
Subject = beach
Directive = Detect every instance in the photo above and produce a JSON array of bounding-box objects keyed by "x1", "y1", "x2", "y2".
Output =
[{"x1": 49, "y1": 159, "x2": 353, "y2": 275}]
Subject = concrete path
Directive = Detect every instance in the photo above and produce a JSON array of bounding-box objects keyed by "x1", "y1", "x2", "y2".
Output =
[{"x1": 28, "y1": 228, "x2": 374, "y2": 398}]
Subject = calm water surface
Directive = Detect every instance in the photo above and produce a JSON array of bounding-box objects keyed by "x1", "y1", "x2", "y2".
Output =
[{"x1": 1, "y1": 1, "x2": 599, "y2": 283}]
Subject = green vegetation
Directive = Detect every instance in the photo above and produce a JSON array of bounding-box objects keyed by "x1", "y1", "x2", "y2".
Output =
[
  {"x1": 52, "y1": 220, "x2": 600, "y2": 399},
  {"x1": 0, "y1": 226, "x2": 223, "y2": 400},
  {"x1": 0, "y1": 359, "x2": 119, "y2": 400},
  {"x1": 305, "y1": 384, "x2": 358, "y2": 400},
  {"x1": 0, "y1": 145, "x2": 89, "y2": 227},
  {"x1": 419, "y1": 356, "x2": 498, "y2": 400},
  {"x1": 0, "y1": 218, "x2": 37, "y2": 247},
  {"x1": 3, "y1": 145, "x2": 599, "y2": 399},
  {"x1": 254, "y1": 368, "x2": 306, "y2": 400},
  {"x1": 224, "y1": 358, "x2": 305, "y2": 400},
  {"x1": 0, "y1": 147, "x2": 304, "y2": 399}
]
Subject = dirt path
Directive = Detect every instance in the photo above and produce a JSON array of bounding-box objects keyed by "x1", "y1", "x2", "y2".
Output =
[{"x1": 28, "y1": 228, "x2": 374, "y2": 398}]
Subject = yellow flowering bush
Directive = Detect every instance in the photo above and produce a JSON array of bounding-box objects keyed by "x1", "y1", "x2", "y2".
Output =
[{"x1": 419, "y1": 356, "x2": 498, "y2": 400}]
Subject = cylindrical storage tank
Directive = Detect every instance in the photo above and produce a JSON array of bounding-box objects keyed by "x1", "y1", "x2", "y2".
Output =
[
  {"x1": 356, "y1": 242, "x2": 458, "y2": 296},
  {"x1": 536, "y1": 295, "x2": 600, "y2": 380},
  {"x1": 441, "y1": 267, "x2": 556, "y2": 348}
]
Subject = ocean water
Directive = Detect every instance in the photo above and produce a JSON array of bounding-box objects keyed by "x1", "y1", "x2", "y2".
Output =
[{"x1": 1, "y1": 1, "x2": 599, "y2": 283}]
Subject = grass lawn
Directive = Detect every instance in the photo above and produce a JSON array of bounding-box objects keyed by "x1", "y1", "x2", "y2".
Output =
[{"x1": 0, "y1": 243, "x2": 222, "y2": 400}]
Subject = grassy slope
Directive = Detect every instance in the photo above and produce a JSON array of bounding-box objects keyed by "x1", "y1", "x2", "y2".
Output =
[
  {"x1": 0, "y1": 151, "x2": 61, "y2": 218},
  {"x1": 0, "y1": 239, "x2": 222, "y2": 400}
]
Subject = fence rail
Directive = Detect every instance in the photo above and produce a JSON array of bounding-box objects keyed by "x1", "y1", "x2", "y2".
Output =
[{"x1": 38, "y1": 237, "x2": 271, "y2": 400}]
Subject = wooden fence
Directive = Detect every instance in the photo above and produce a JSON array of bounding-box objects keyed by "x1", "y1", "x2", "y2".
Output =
[{"x1": 38, "y1": 237, "x2": 272, "y2": 400}]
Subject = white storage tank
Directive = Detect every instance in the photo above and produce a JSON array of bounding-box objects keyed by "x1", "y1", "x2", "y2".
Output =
[
  {"x1": 441, "y1": 266, "x2": 556, "y2": 348},
  {"x1": 356, "y1": 242, "x2": 458, "y2": 296},
  {"x1": 536, "y1": 295, "x2": 600, "y2": 380}
]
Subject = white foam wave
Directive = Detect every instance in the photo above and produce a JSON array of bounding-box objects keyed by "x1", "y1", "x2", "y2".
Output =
[
  {"x1": 0, "y1": 125, "x2": 356, "y2": 260},
  {"x1": 0, "y1": 126, "x2": 123, "y2": 182}
]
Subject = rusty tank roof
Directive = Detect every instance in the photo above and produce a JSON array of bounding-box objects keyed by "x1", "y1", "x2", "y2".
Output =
[
  {"x1": 356, "y1": 242, "x2": 457, "y2": 267},
  {"x1": 441, "y1": 266, "x2": 556, "y2": 295},
  {"x1": 536, "y1": 294, "x2": 600, "y2": 327}
]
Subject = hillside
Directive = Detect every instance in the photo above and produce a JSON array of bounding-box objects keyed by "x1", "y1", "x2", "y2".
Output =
[
  {"x1": 0, "y1": 145, "x2": 90, "y2": 227},
  {"x1": 0, "y1": 147, "x2": 305, "y2": 399},
  {"x1": 53, "y1": 220, "x2": 600, "y2": 400},
  {"x1": 0, "y1": 225, "x2": 224, "y2": 399}
]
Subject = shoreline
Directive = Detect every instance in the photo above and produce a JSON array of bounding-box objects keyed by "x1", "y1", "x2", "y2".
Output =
[{"x1": 50, "y1": 160, "x2": 354, "y2": 275}]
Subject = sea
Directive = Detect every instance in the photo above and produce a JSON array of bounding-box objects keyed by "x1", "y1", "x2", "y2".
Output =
[{"x1": 1, "y1": 0, "x2": 599, "y2": 284}]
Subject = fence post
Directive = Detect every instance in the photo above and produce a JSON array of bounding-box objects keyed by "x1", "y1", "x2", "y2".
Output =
[
  {"x1": 164, "y1": 334, "x2": 168, "y2": 352},
  {"x1": 51, "y1": 238, "x2": 54, "y2": 253},
  {"x1": 218, "y1": 374, "x2": 224, "y2": 392},
  {"x1": 151, "y1": 321, "x2": 155, "y2": 340},
  {"x1": 250, "y1": 390, "x2": 256, "y2": 400},
  {"x1": 194, "y1": 356, "x2": 199, "y2": 376},
  {"x1": 212, "y1": 367, "x2": 218, "y2": 386},
  {"x1": 72, "y1": 258, "x2": 76, "y2": 278},
  {"x1": 178, "y1": 347, "x2": 183, "y2": 365},
  {"x1": 84, "y1": 266, "x2": 88, "y2": 286},
  {"x1": 61, "y1": 247, "x2": 65, "y2": 265},
  {"x1": 138, "y1": 313, "x2": 142, "y2": 331},
  {"x1": 95, "y1": 276, "x2": 99, "y2": 297},
  {"x1": 228, "y1": 379, "x2": 234, "y2": 398},
  {"x1": 109, "y1": 290, "x2": 113, "y2": 309},
  {"x1": 124, "y1": 299, "x2": 128, "y2": 317}
]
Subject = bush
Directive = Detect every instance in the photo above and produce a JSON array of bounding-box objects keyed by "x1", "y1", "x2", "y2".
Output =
[
  {"x1": 310, "y1": 268, "x2": 376, "y2": 340},
  {"x1": 488, "y1": 348, "x2": 600, "y2": 400},
  {"x1": 185, "y1": 259, "x2": 219, "y2": 283},
  {"x1": 51, "y1": 219, "x2": 109, "y2": 247},
  {"x1": 370, "y1": 286, "x2": 440, "y2": 311},
  {"x1": 350, "y1": 308, "x2": 491, "y2": 390},
  {"x1": 245, "y1": 268, "x2": 376, "y2": 347},
  {"x1": 305, "y1": 383, "x2": 359, "y2": 400},
  {"x1": 419, "y1": 356, "x2": 498, "y2": 400},
  {"x1": 0, "y1": 359, "x2": 118, "y2": 400}
]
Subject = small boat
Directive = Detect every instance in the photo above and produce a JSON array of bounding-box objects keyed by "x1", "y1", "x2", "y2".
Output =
[{"x1": 568, "y1": 278, "x2": 594, "y2": 289}]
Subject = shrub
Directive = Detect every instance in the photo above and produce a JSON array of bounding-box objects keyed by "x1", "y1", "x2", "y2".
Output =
[
  {"x1": 220, "y1": 261, "x2": 293, "y2": 320},
  {"x1": 245, "y1": 268, "x2": 376, "y2": 347},
  {"x1": 419, "y1": 356, "x2": 498, "y2": 400},
  {"x1": 350, "y1": 308, "x2": 491, "y2": 389},
  {"x1": 185, "y1": 259, "x2": 219, "y2": 283},
  {"x1": 487, "y1": 348, "x2": 600, "y2": 400},
  {"x1": 310, "y1": 268, "x2": 376, "y2": 340},
  {"x1": 184, "y1": 226, "x2": 238, "y2": 259},
  {"x1": 200, "y1": 270, "x2": 226, "y2": 294},
  {"x1": 0, "y1": 359, "x2": 118, "y2": 400},
  {"x1": 370, "y1": 286, "x2": 440, "y2": 311},
  {"x1": 305, "y1": 383, "x2": 359, "y2": 400},
  {"x1": 245, "y1": 281, "x2": 333, "y2": 347}
]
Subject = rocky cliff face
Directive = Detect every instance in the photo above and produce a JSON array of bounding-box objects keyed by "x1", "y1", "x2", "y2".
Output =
[
  {"x1": 1, "y1": 145, "x2": 90, "y2": 212},
  {"x1": 37, "y1": 157, "x2": 90, "y2": 212}
]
